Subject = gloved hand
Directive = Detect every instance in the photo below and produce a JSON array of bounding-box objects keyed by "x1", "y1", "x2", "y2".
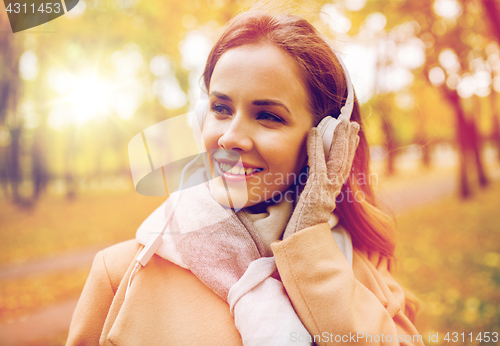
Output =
[{"x1": 283, "y1": 119, "x2": 360, "y2": 239}]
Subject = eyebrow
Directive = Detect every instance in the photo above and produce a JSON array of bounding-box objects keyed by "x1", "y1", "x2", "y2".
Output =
[
  {"x1": 210, "y1": 91, "x2": 232, "y2": 101},
  {"x1": 253, "y1": 99, "x2": 291, "y2": 115},
  {"x1": 210, "y1": 91, "x2": 291, "y2": 115}
]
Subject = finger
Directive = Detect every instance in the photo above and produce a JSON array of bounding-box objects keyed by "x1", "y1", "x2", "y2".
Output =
[
  {"x1": 326, "y1": 119, "x2": 349, "y2": 182},
  {"x1": 306, "y1": 127, "x2": 327, "y2": 177},
  {"x1": 339, "y1": 122, "x2": 360, "y2": 184},
  {"x1": 346, "y1": 122, "x2": 360, "y2": 163}
]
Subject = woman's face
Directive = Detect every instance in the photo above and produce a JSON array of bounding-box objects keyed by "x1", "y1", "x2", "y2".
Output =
[{"x1": 202, "y1": 43, "x2": 314, "y2": 209}]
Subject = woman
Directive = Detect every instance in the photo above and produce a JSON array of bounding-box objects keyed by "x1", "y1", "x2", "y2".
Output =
[{"x1": 67, "y1": 10, "x2": 424, "y2": 346}]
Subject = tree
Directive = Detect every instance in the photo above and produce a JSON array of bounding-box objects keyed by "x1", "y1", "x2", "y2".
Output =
[
  {"x1": 383, "y1": 0, "x2": 491, "y2": 197},
  {"x1": 0, "y1": 14, "x2": 23, "y2": 203},
  {"x1": 482, "y1": 0, "x2": 500, "y2": 160}
]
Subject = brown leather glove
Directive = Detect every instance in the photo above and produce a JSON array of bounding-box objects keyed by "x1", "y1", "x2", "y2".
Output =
[{"x1": 283, "y1": 119, "x2": 360, "y2": 239}]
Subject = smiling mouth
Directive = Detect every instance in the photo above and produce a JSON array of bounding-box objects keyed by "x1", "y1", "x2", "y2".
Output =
[{"x1": 217, "y1": 161, "x2": 263, "y2": 176}]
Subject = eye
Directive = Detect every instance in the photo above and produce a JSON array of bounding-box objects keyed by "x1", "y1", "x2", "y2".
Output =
[
  {"x1": 211, "y1": 103, "x2": 232, "y2": 116},
  {"x1": 257, "y1": 112, "x2": 283, "y2": 123}
]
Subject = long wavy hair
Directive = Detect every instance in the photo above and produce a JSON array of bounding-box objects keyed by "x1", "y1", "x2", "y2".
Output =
[{"x1": 202, "y1": 10, "x2": 418, "y2": 321}]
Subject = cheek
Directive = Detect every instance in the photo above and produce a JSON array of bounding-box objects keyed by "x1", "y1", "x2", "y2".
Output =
[
  {"x1": 280, "y1": 130, "x2": 308, "y2": 163},
  {"x1": 201, "y1": 124, "x2": 220, "y2": 149},
  {"x1": 266, "y1": 133, "x2": 308, "y2": 173},
  {"x1": 297, "y1": 132, "x2": 309, "y2": 164}
]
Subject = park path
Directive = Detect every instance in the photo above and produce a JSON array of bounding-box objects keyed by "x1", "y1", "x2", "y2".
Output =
[
  {"x1": 378, "y1": 166, "x2": 500, "y2": 214},
  {"x1": 1, "y1": 164, "x2": 499, "y2": 345}
]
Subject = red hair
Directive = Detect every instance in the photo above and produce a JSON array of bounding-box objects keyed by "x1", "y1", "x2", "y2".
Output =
[{"x1": 202, "y1": 10, "x2": 418, "y2": 321}]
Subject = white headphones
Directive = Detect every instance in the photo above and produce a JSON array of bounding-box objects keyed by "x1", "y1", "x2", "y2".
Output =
[{"x1": 193, "y1": 48, "x2": 355, "y2": 160}]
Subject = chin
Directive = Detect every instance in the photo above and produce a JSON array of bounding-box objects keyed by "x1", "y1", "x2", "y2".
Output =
[{"x1": 208, "y1": 176, "x2": 250, "y2": 211}]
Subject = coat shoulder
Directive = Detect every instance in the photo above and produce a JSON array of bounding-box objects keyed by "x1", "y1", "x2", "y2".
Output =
[{"x1": 99, "y1": 239, "x2": 143, "y2": 293}]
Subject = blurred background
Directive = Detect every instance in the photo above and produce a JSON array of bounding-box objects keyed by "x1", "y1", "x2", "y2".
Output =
[{"x1": 1, "y1": 0, "x2": 499, "y2": 344}]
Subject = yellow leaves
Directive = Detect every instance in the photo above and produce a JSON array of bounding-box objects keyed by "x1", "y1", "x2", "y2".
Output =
[
  {"x1": 0, "y1": 268, "x2": 89, "y2": 324},
  {"x1": 445, "y1": 288, "x2": 461, "y2": 305},
  {"x1": 462, "y1": 297, "x2": 481, "y2": 325},
  {"x1": 396, "y1": 180, "x2": 500, "y2": 332},
  {"x1": 483, "y1": 252, "x2": 500, "y2": 268},
  {"x1": 0, "y1": 192, "x2": 166, "y2": 265}
]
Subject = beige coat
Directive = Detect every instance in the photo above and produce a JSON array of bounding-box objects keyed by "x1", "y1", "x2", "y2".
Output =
[{"x1": 66, "y1": 223, "x2": 424, "y2": 345}]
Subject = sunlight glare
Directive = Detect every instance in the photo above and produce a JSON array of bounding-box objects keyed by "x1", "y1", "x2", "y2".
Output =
[
  {"x1": 19, "y1": 50, "x2": 38, "y2": 81},
  {"x1": 439, "y1": 49, "x2": 460, "y2": 74},
  {"x1": 70, "y1": 76, "x2": 112, "y2": 125},
  {"x1": 345, "y1": 0, "x2": 366, "y2": 12},
  {"x1": 180, "y1": 31, "x2": 212, "y2": 71},
  {"x1": 433, "y1": 0, "x2": 463, "y2": 21},
  {"x1": 48, "y1": 70, "x2": 120, "y2": 129},
  {"x1": 320, "y1": 3, "x2": 352, "y2": 35},
  {"x1": 429, "y1": 66, "x2": 446, "y2": 86},
  {"x1": 457, "y1": 74, "x2": 475, "y2": 98}
]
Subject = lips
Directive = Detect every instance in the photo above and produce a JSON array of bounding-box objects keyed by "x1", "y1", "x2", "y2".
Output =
[
  {"x1": 218, "y1": 162, "x2": 262, "y2": 175},
  {"x1": 215, "y1": 160, "x2": 263, "y2": 180}
]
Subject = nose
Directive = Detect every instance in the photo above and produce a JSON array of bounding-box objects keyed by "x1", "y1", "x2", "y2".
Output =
[{"x1": 217, "y1": 114, "x2": 253, "y2": 152}]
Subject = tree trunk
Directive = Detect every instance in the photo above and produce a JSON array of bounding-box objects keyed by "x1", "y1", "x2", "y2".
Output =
[
  {"x1": 415, "y1": 106, "x2": 431, "y2": 169},
  {"x1": 483, "y1": 0, "x2": 500, "y2": 41},
  {"x1": 9, "y1": 127, "x2": 22, "y2": 202},
  {"x1": 490, "y1": 92, "x2": 500, "y2": 161},
  {"x1": 0, "y1": 32, "x2": 22, "y2": 203},
  {"x1": 493, "y1": 115, "x2": 500, "y2": 162},
  {"x1": 484, "y1": 0, "x2": 500, "y2": 161},
  {"x1": 31, "y1": 45, "x2": 51, "y2": 201},
  {"x1": 470, "y1": 96, "x2": 489, "y2": 187},
  {"x1": 468, "y1": 119, "x2": 489, "y2": 187},
  {"x1": 32, "y1": 126, "x2": 48, "y2": 199},
  {"x1": 457, "y1": 117, "x2": 471, "y2": 198},
  {"x1": 444, "y1": 88, "x2": 471, "y2": 198},
  {"x1": 381, "y1": 109, "x2": 397, "y2": 176},
  {"x1": 421, "y1": 142, "x2": 431, "y2": 168},
  {"x1": 65, "y1": 125, "x2": 77, "y2": 199}
]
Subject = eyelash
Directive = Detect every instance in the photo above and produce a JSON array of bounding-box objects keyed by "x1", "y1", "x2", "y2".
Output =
[
  {"x1": 210, "y1": 103, "x2": 284, "y2": 123},
  {"x1": 257, "y1": 112, "x2": 283, "y2": 123},
  {"x1": 211, "y1": 103, "x2": 232, "y2": 116}
]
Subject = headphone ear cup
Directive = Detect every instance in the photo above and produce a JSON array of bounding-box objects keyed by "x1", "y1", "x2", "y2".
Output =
[{"x1": 316, "y1": 116, "x2": 340, "y2": 160}]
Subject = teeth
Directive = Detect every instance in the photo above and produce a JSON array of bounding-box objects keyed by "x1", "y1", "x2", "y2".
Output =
[{"x1": 219, "y1": 161, "x2": 261, "y2": 175}]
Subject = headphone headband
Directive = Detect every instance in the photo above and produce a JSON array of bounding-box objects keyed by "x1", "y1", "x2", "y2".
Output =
[{"x1": 332, "y1": 50, "x2": 354, "y2": 122}]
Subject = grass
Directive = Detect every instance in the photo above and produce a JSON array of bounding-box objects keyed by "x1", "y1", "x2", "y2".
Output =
[
  {"x1": 0, "y1": 268, "x2": 90, "y2": 324},
  {"x1": 0, "y1": 191, "x2": 166, "y2": 265},
  {"x1": 0, "y1": 164, "x2": 499, "y2": 344},
  {"x1": 0, "y1": 190, "x2": 166, "y2": 343},
  {"x1": 395, "y1": 180, "x2": 500, "y2": 344}
]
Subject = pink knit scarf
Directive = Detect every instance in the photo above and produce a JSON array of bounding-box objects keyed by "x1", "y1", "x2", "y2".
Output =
[{"x1": 136, "y1": 168, "x2": 351, "y2": 345}]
